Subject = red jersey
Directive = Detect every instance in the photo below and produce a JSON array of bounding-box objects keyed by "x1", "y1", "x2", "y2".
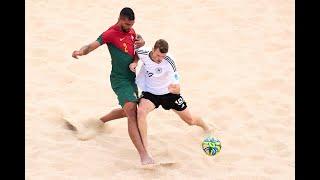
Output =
[{"x1": 97, "y1": 24, "x2": 136, "y2": 57}]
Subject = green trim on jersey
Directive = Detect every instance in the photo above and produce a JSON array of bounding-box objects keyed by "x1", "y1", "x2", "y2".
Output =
[{"x1": 96, "y1": 35, "x2": 103, "y2": 45}]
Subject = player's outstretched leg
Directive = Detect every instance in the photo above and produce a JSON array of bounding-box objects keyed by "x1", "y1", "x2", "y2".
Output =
[{"x1": 173, "y1": 108, "x2": 212, "y2": 133}]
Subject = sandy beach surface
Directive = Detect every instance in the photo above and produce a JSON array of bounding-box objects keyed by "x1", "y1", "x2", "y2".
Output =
[{"x1": 26, "y1": 0, "x2": 294, "y2": 179}]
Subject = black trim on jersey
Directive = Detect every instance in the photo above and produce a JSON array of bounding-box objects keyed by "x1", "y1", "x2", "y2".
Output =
[
  {"x1": 136, "y1": 49, "x2": 149, "y2": 55},
  {"x1": 165, "y1": 56, "x2": 176, "y2": 72},
  {"x1": 136, "y1": 50, "x2": 146, "y2": 53},
  {"x1": 138, "y1": 53, "x2": 148, "y2": 55}
]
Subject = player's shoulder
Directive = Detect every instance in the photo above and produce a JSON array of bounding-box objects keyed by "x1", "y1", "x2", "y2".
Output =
[
  {"x1": 164, "y1": 53, "x2": 177, "y2": 72},
  {"x1": 164, "y1": 53, "x2": 175, "y2": 64},
  {"x1": 129, "y1": 28, "x2": 136, "y2": 35},
  {"x1": 136, "y1": 46, "x2": 151, "y2": 56},
  {"x1": 164, "y1": 53, "x2": 175, "y2": 62},
  {"x1": 101, "y1": 27, "x2": 115, "y2": 37}
]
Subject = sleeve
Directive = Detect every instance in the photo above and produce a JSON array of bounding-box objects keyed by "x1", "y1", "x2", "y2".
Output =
[
  {"x1": 96, "y1": 30, "x2": 111, "y2": 45},
  {"x1": 135, "y1": 47, "x2": 149, "y2": 62},
  {"x1": 166, "y1": 56, "x2": 180, "y2": 84},
  {"x1": 170, "y1": 71, "x2": 180, "y2": 84}
]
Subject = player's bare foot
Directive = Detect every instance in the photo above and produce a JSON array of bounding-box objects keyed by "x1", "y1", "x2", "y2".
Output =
[
  {"x1": 77, "y1": 128, "x2": 96, "y2": 140},
  {"x1": 141, "y1": 154, "x2": 155, "y2": 165},
  {"x1": 84, "y1": 117, "x2": 106, "y2": 132},
  {"x1": 204, "y1": 125, "x2": 214, "y2": 136}
]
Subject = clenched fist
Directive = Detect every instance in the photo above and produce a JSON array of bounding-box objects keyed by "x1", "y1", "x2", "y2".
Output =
[{"x1": 129, "y1": 62, "x2": 138, "y2": 72}]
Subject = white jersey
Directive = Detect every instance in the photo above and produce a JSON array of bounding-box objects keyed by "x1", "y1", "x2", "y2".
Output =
[{"x1": 135, "y1": 47, "x2": 179, "y2": 95}]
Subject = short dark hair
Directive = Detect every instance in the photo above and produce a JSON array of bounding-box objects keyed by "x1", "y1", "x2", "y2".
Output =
[
  {"x1": 154, "y1": 39, "x2": 169, "y2": 53},
  {"x1": 120, "y1": 7, "x2": 135, "y2": 20}
]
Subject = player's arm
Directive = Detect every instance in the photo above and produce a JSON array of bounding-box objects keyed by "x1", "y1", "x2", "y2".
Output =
[
  {"x1": 168, "y1": 83, "x2": 180, "y2": 94},
  {"x1": 129, "y1": 54, "x2": 140, "y2": 72},
  {"x1": 133, "y1": 53, "x2": 140, "y2": 63},
  {"x1": 167, "y1": 56, "x2": 180, "y2": 94},
  {"x1": 72, "y1": 41, "x2": 101, "y2": 59},
  {"x1": 130, "y1": 43, "x2": 148, "y2": 72},
  {"x1": 168, "y1": 72, "x2": 181, "y2": 94},
  {"x1": 134, "y1": 34, "x2": 145, "y2": 49}
]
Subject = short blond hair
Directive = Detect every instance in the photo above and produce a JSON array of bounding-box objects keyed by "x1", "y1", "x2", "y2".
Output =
[{"x1": 154, "y1": 39, "x2": 168, "y2": 53}]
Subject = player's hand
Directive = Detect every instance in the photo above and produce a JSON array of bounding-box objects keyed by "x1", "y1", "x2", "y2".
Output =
[
  {"x1": 129, "y1": 62, "x2": 138, "y2": 72},
  {"x1": 134, "y1": 37, "x2": 145, "y2": 49},
  {"x1": 168, "y1": 84, "x2": 180, "y2": 94},
  {"x1": 72, "y1": 50, "x2": 83, "y2": 59}
]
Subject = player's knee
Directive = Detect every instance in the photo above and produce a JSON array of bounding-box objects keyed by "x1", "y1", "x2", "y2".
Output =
[
  {"x1": 123, "y1": 102, "x2": 136, "y2": 110},
  {"x1": 122, "y1": 112, "x2": 127, "y2": 117},
  {"x1": 120, "y1": 110, "x2": 127, "y2": 117},
  {"x1": 124, "y1": 107, "x2": 137, "y2": 118}
]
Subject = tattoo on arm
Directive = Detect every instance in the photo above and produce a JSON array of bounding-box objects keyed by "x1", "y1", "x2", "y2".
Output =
[
  {"x1": 136, "y1": 34, "x2": 142, "y2": 39},
  {"x1": 80, "y1": 45, "x2": 90, "y2": 55}
]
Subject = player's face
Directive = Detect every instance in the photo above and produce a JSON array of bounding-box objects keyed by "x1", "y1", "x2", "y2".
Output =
[
  {"x1": 120, "y1": 18, "x2": 134, "y2": 32},
  {"x1": 153, "y1": 48, "x2": 167, "y2": 62}
]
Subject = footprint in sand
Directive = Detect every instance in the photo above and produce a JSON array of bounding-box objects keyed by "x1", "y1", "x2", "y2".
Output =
[{"x1": 65, "y1": 121, "x2": 77, "y2": 131}]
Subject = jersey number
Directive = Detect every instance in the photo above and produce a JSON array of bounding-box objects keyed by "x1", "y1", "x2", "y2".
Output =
[
  {"x1": 123, "y1": 43, "x2": 128, "y2": 53},
  {"x1": 175, "y1": 97, "x2": 184, "y2": 105}
]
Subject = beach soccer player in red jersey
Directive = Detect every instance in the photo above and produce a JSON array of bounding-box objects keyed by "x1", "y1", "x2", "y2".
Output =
[{"x1": 71, "y1": 7, "x2": 154, "y2": 165}]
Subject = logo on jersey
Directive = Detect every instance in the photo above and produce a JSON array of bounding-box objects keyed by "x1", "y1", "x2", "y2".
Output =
[
  {"x1": 174, "y1": 74, "x2": 179, "y2": 80},
  {"x1": 155, "y1": 67, "x2": 162, "y2": 74},
  {"x1": 146, "y1": 70, "x2": 154, "y2": 77}
]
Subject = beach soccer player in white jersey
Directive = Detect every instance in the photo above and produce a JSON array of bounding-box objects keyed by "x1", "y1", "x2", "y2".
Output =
[{"x1": 129, "y1": 39, "x2": 212, "y2": 164}]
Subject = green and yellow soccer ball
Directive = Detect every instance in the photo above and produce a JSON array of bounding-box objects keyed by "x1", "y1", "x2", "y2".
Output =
[{"x1": 202, "y1": 136, "x2": 221, "y2": 156}]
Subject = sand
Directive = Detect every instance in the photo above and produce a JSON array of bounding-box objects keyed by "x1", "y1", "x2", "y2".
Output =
[{"x1": 26, "y1": 0, "x2": 294, "y2": 179}]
